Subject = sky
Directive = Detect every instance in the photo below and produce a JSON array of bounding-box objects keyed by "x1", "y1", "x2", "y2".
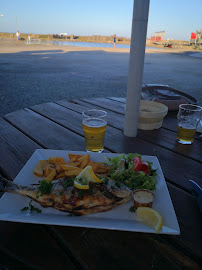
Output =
[{"x1": 1, "y1": 0, "x2": 202, "y2": 41}]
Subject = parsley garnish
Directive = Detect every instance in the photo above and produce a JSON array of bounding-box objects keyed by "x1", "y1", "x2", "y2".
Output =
[
  {"x1": 115, "y1": 180, "x2": 122, "y2": 188},
  {"x1": 63, "y1": 179, "x2": 74, "y2": 188},
  {"x1": 38, "y1": 180, "x2": 53, "y2": 195},
  {"x1": 21, "y1": 200, "x2": 42, "y2": 213},
  {"x1": 103, "y1": 177, "x2": 109, "y2": 184},
  {"x1": 129, "y1": 205, "x2": 135, "y2": 212},
  {"x1": 21, "y1": 206, "x2": 29, "y2": 212}
]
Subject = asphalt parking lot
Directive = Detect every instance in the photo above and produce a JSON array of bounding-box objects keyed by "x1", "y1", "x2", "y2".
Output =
[{"x1": 0, "y1": 48, "x2": 202, "y2": 117}]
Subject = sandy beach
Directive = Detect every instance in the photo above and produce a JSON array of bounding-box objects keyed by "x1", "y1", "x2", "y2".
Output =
[
  {"x1": 0, "y1": 38, "x2": 194, "y2": 54},
  {"x1": 0, "y1": 38, "x2": 201, "y2": 117}
]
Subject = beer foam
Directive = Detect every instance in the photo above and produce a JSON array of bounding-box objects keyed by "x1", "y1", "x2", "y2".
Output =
[{"x1": 83, "y1": 118, "x2": 107, "y2": 127}]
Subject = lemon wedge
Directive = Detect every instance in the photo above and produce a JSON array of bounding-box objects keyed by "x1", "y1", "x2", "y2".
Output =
[
  {"x1": 76, "y1": 166, "x2": 102, "y2": 183},
  {"x1": 136, "y1": 207, "x2": 163, "y2": 233},
  {"x1": 74, "y1": 166, "x2": 102, "y2": 189},
  {"x1": 74, "y1": 178, "x2": 89, "y2": 190}
]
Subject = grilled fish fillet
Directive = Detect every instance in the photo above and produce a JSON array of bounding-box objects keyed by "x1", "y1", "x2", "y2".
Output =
[{"x1": 1, "y1": 178, "x2": 132, "y2": 215}]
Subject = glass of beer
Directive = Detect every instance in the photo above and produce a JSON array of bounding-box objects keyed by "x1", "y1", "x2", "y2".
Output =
[
  {"x1": 82, "y1": 109, "x2": 107, "y2": 153},
  {"x1": 177, "y1": 104, "x2": 202, "y2": 144}
]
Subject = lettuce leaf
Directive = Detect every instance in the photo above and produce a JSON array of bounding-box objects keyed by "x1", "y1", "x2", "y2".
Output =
[{"x1": 105, "y1": 153, "x2": 156, "y2": 191}]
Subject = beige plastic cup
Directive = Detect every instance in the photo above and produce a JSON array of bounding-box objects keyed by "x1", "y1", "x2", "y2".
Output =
[{"x1": 138, "y1": 100, "x2": 168, "y2": 130}]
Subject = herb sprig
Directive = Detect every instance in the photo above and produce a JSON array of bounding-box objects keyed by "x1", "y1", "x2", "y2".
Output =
[
  {"x1": 21, "y1": 200, "x2": 42, "y2": 213},
  {"x1": 38, "y1": 180, "x2": 53, "y2": 195},
  {"x1": 129, "y1": 205, "x2": 135, "y2": 212}
]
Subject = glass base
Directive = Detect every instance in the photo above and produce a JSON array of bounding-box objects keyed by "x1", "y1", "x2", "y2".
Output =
[
  {"x1": 177, "y1": 138, "x2": 193, "y2": 145},
  {"x1": 86, "y1": 149, "x2": 104, "y2": 153}
]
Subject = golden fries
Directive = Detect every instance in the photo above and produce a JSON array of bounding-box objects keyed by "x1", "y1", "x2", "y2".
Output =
[
  {"x1": 34, "y1": 160, "x2": 49, "y2": 177},
  {"x1": 33, "y1": 153, "x2": 110, "y2": 181},
  {"x1": 64, "y1": 166, "x2": 83, "y2": 176},
  {"x1": 44, "y1": 163, "x2": 55, "y2": 177},
  {"x1": 44, "y1": 169, "x2": 57, "y2": 182},
  {"x1": 49, "y1": 157, "x2": 66, "y2": 165},
  {"x1": 78, "y1": 154, "x2": 90, "y2": 169}
]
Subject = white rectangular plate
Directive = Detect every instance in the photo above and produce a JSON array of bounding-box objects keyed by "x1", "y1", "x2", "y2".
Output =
[{"x1": 0, "y1": 150, "x2": 180, "y2": 234}]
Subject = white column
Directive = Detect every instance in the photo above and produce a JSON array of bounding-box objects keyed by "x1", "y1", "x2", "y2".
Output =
[{"x1": 124, "y1": 0, "x2": 150, "y2": 137}]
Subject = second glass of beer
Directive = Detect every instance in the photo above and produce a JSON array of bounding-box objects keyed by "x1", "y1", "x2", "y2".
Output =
[
  {"x1": 177, "y1": 104, "x2": 202, "y2": 144},
  {"x1": 82, "y1": 109, "x2": 107, "y2": 153}
]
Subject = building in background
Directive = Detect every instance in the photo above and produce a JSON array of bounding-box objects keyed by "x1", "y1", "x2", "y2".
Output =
[
  {"x1": 150, "y1": 31, "x2": 165, "y2": 42},
  {"x1": 190, "y1": 30, "x2": 202, "y2": 48}
]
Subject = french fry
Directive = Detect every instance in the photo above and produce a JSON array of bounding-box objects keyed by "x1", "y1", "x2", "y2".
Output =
[
  {"x1": 93, "y1": 162, "x2": 110, "y2": 174},
  {"x1": 60, "y1": 164, "x2": 75, "y2": 171},
  {"x1": 78, "y1": 154, "x2": 90, "y2": 169},
  {"x1": 94, "y1": 166, "x2": 110, "y2": 174},
  {"x1": 87, "y1": 160, "x2": 95, "y2": 167},
  {"x1": 55, "y1": 164, "x2": 63, "y2": 174},
  {"x1": 34, "y1": 153, "x2": 111, "y2": 181},
  {"x1": 68, "y1": 153, "x2": 84, "y2": 160},
  {"x1": 56, "y1": 157, "x2": 67, "y2": 165},
  {"x1": 55, "y1": 172, "x2": 65, "y2": 179},
  {"x1": 34, "y1": 160, "x2": 49, "y2": 177},
  {"x1": 44, "y1": 169, "x2": 57, "y2": 182},
  {"x1": 96, "y1": 162, "x2": 105, "y2": 165},
  {"x1": 92, "y1": 163, "x2": 99, "y2": 173},
  {"x1": 43, "y1": 162, "x2": 49, "y2": 175},
  {"x1": 45, "y1": 163, "x2": 55, "y2": 177},
  {"x1": 48, "y1": 157, "x2": 57, "y2": 164},
  {"x1": 64, "y1": 166, "x2": 83, "y2": 177},
  {"x1": 49, "y1": 157, "x2": 66, "y2": 165},
  {"x1": 67, "y1": 157, "x2": 78, "y2": 164},
  {"x1": 68, "y1": 161, "x2": 81, "y2": 167}
]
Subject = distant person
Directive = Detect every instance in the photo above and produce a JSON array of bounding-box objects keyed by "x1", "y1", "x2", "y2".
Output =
[
  {"x1": 113, "y1": 34, "x2": 116, "y2": 48},
  {"x1": 27, "y1": 34, "x2": 31, "y2": 44},
  {"x1": 16, "y1": 30, "x2": 20, "y2": 44}
]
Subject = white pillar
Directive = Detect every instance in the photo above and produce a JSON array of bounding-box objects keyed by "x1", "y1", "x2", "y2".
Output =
[{"x1": 124, "y1": 0, "x2": 150, "y2": 137}]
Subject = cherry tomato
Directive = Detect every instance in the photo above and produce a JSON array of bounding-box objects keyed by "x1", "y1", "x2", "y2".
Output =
[
  {"x1": 140, "y1": 162, "x2": 149, "y2": 176},
  {"x1": 133, "y1": 157, "x2": 142, "y2": 172}
]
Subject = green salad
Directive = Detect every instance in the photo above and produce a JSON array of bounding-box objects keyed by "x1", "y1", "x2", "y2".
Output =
[{"x1": 104, "y1": 153, "x2": 157, "y2": 190}]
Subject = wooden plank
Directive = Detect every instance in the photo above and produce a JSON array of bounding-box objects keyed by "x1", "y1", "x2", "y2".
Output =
[
  {"x1": 51, "y1": 226, "x2": 183, "y2": 270},
  {"x1": 56, "y1": 100, "x2": 125, "y2": 130},
  {"x1": 79, "y1": 97, "x2": 125, "y2": 114},
  {"x1": 0, "y1": 249, "x2": 34, "y2": 270},
  {"x1": 52, "y1": 222, "x2": 200, "y2": 270},
  {"x1": 166, "y1": 183, "x2": 202, "y2": 262},
  {"x1": 109, "y1": 97, "x2": 126, "y2": 103},
  {"x1": 29, "y1": 102, "x2": 202, "y2": 191},
  {"x1": 3, "y1": 108, "x2": 86, "y2": 152},
  {"x1": 0, "y1": 118, "x2": 41, "y2": 179},
  {"x1": 72, "y1": 99, "x2": 202, "y2": 162},
  {"x1": 0, "y1": 222, "x2": 77, "y2": 270}
]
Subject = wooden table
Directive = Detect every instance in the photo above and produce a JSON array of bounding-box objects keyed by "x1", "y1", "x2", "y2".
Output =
[{"x1": 0, "y1": 97, "x2": 201, "y2": 270}]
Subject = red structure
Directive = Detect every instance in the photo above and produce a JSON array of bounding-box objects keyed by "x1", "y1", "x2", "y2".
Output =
[
  {"x1": 150, "y1": 36, "x2": 162, "y2": 41},
  {"x1": 190, "y1": 32, "x2": 197, "y2": 39}
]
